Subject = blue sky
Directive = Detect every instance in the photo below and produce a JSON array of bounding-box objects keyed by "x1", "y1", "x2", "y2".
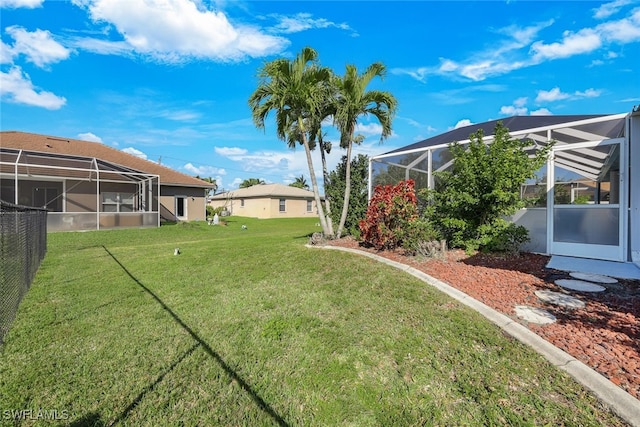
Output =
[{"x1": 1, "y1": 0, "x2": 639, "y2": 191}]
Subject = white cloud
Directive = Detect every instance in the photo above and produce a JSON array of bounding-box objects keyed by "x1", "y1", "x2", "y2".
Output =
[
  {"x1": 575, "y1": 88, "x2": 601, "y2": 98},
  {"x1": 532, "y1": 9, "x2": 640, "y2": 61},
  {"x1": 531, "y1": 28, "x2": 602, "y2": 60},
  {"x1": 215, "y1": 146, "x2": 248, "y2": 156},
  {"x1": 5, "y1": 26, "x2": 71, "y2": 68},
  {"x1": 513, "y1": 97, "x2": 528, "y2": 107},
  {"x1": 392, "y1": 21, "x2": 552, "y2": 82},
  {"x1": 183, "y1": 163, "x2": 226, "y2": 176},
  {"x1": 0, "y1": 66, "x2": 66, "y2": 109},
  {"x1": 354, "y1": 122, "x2": 383, "y2": 136},
  {"x1": 593, "y1": 0, "x2": 632, "y2": 19},
  {"x1": 536, "y1": 86, "x2": 602, "y2": 103},
  {"x1": 500, "y1": 105, "x2": 528, "y2": 116},
  {"x1": 454, "y1": 119, "x2": 473, "y2": 129},
  {"x1": 122, "y1": 147, "x2": 148, "y2": 159},
  {"x1": 78, "y1": 132, "x2": 102, "y2": 143},
  {"x1": 530, "y1": 108, "x2": 553, "y2": 116},
  {"x1": 393, "y1": 6, "x2": 640, "y2": 83},
  {"x1": 268, "y1": 13, "x2": 355, "y2": 35},
  {"x1": 0, "y1": 0, "x2": 43, "y2": 8},
  {"x1": 0, "y1": 40, "x2": 14, "y2": 64},
  {"x1": 597, "y1": 8, "x2": 640, "y2": 43},
  {"x1": 158, "y1": 109, "x2": 201, "y2": 122},
  {"x1": 536, "y1": 87, "x2": 569, "y2": 103},
  {"x1": 74, "y1": 0, "x2": 289, "y2": 63}
]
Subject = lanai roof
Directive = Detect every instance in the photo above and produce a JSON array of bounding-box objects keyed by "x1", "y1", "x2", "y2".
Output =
[{"x1": 381, "y1": 114, "x2": 626, "y2": 157}]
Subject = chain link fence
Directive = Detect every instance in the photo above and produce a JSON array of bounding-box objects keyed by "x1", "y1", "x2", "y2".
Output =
[{"x1": 1, "y1": 200, "x2": 47, "y2": 344}]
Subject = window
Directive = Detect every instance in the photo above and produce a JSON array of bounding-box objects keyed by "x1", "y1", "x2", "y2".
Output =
[
  {"x1": 240, "y1": 199, "x2": 245, "y2": 207},
  {"x1": 102, "y1": 192, "x2": 134, "y2": 212},
  {"x1": 34, "y1": 187, "x2": 62, "y2": 211},
  {"x1": 307, "y1": 200, "x2": 312, "y2": 212},
  {"x1": 279, "y1": 198, "x2": 286, "y2": 212}
]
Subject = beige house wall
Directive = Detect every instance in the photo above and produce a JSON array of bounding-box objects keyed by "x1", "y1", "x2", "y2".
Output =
[
  {"x1": 160, "y1": 186, "x2": 207, "y2": 222},
  {"x1": 209, "y1": 196, "x2": 317, "y2": 219}
]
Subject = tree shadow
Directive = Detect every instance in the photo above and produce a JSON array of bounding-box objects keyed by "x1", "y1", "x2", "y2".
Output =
[
  {"x1": 102, "y1": 246, "x2": 289, "y2": 427},
  {"x1": 68, "y1": 412, "x2": 106, "y2": 427}
]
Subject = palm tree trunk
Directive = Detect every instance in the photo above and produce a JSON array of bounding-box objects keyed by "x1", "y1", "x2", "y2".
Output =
[
  {"x1": 303, "y1": 135, "x2": 331, "y2": 237},
  {"x1": 336, "y1": 141, "x2": 353, "y2": 239},
  {"x1": 319, "y1": 140, "x2": 334, "y2": 236}
]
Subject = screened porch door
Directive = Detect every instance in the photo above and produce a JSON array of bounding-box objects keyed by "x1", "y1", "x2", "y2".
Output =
[{"x1": 548, "y1": 137, "x2": 626, "y2": 261}]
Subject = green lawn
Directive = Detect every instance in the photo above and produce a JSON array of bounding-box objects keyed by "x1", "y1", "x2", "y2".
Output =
[{"x1": 0, "y1": 218, "x2": 625, "y2": 426}]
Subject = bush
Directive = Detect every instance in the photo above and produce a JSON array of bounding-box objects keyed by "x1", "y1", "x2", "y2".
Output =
[
  {"x1": 396, "y1": 218, "x2": 442, "y2": 256},
  {"x1": 206, "y1": 205, "x2": 224, "y2": 218},
  {"x1": 359, "y1": 180, "x2": 418, "y2": 250},
  {"x1": 428, "y1": 122, "x2": 551, "y2": 253}
]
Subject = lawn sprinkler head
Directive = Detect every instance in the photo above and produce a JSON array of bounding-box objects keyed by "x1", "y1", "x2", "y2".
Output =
[{"x1": 174, "y1": 248, "x2": 180, "y2": 255}]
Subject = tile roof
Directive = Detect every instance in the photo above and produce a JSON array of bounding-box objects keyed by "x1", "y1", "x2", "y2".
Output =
[
  {"x1": 210, "y1": 183, "x2": 317, "y2": 199},
  {"x1": 0, "y1": 131, "x2": 211, "y2": 188}
]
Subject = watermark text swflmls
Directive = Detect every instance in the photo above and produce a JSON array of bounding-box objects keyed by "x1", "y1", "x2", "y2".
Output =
[{"x1": 2, "y1": 409, "x2": 70, "y2": 421}]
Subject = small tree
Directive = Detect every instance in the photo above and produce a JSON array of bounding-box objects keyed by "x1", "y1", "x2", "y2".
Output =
[
  {"x1": 428, "y1": 122, "x2": 552, "y2": 253},
  {"x1": 326, "y1": 154, "x2": 369, "y2": 237}
]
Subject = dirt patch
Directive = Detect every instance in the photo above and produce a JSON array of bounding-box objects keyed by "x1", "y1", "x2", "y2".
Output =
[{"x1": 325, "y1": 237, "x2": 640, "y2": 400}]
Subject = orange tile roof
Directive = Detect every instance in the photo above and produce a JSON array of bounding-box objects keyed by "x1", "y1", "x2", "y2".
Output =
[{"x1": 0, "y1": 131, "x2": 211, "y2": 188}]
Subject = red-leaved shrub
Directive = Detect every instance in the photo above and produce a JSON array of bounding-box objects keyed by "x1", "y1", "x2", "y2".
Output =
[{"x1": 359, "y1": 179, "x2": 418, "y2": 250}]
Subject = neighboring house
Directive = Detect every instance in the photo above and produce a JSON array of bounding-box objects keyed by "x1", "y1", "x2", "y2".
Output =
[
  {"x1": 0, "y1": 131, "x2": 213, "y2": 231},
  {"x1": 208, "y1": 183, "x2": 320, "y2": 219},
  {"x1": 369, "y1": 110, "x2": 640, "y2": 266}
]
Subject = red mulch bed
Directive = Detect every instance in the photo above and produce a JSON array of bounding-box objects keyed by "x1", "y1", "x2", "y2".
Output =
[{"x1": 325, "y1": 237, "x2": 640, "y2": 400}]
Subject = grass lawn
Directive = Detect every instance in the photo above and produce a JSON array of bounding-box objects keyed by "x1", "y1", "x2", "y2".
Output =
[{"x1": 0, "y1": 217, "x2": 625, "y2": 426}]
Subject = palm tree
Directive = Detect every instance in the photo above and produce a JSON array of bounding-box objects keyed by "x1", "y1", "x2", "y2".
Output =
[
  {"x1": 239, "y1": 178, "x2": 265, "y2": 188},
  {"x1": 196, "y1": 175, "x2": 218, "y2": 195},
  {"x1": 333, "y1": 63, "x2": 397, "y2": 238},
  {"x1": 290, "y1": 175, "x2": 309, "y2": 190},
  {"x1": 249, "y1": 46, "x2": 333, "y2": 236}
]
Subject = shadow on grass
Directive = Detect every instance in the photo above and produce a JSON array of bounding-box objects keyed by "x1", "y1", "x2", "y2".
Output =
[
  {"x1": 102, "y1": 245, "x2": 289, "y2": 427},
  {"x1": 69, "y1": 412, "x2": 106, "y2": 427}
]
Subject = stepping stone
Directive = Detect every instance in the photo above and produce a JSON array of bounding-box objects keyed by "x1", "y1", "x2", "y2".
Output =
[
  {"x1": 555, "y1": 279, "x2": 606, "y2": 293},
  {"x1": 514, "y1": 305, "x2": 556, "y2": 325},
  {"x1": 535, "y1": 290, "x2": 585, "y2": 309},
  {"x1": 569, "y1": 271, "x2": 618, "y2": 284}
]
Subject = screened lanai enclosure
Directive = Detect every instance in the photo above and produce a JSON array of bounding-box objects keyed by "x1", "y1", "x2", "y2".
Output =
[
  {"x1": 369, "y1": 109, "x2": 640, "y2": 264},
  {"x1": 0, "y1": 148, "x2": 160, "y2": 231}
]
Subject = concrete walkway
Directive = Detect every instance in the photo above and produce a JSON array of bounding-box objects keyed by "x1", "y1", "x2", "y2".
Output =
[{"x1": 311, "y1": 244, "x2": 640, "y2": 427}]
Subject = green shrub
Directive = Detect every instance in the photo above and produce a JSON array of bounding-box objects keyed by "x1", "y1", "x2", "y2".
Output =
[{"x1": 428, "y1": 122, "x2": 551, "y2": 253}]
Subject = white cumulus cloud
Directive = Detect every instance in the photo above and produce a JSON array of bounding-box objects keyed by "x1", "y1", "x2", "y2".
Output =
[
  {"x1": 122, "y1": 147, "x2": 148, "y2": 159},
  {"x1": 183, "y1": 163, "x2": 226, "y2": 176},
  {"x1": 4, "y1": 26, "x2": 71, "y2": 68},
  {"x1": 215, "y1": 146, "x2": 248, "y2": 156},
  {"x1": 0, "y1": 66, "x2": 66, "y2": 109},
  {"x1": 454, "y1": 119, "x2": 473, "y2": 129},
  {"x1": 0, "y1": 0, "x2": 44, "y2": 8},
  {"x1": 78, "y1": 132, "x2": 103, "y2": 143},
  {"x1": 73, "y1": 0, "x2": 289, "y2": 63}
]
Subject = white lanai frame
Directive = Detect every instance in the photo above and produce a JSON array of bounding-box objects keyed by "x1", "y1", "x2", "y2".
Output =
[
  {"x1": 0, "y1": 148, "x2": 160, "y2": 230},
  {"x1": 369, "y1": 111, "x2": 639, "y2": 263}
]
